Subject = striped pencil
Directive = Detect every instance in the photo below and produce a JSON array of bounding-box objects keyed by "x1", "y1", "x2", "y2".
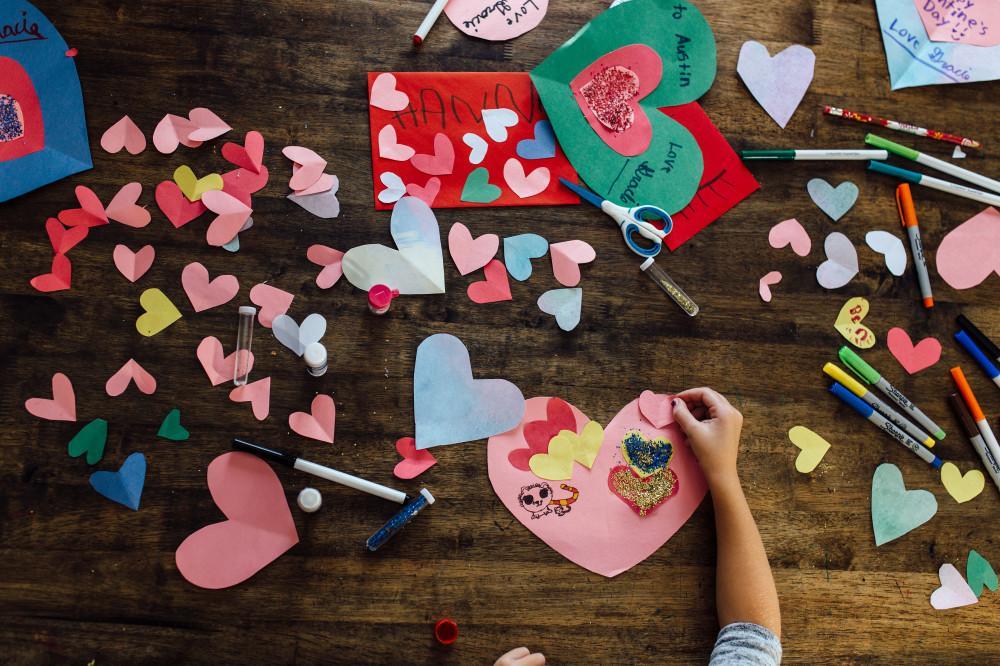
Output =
[{"x1": 823, "y1": 106, "x2": 981, "y2": 150}]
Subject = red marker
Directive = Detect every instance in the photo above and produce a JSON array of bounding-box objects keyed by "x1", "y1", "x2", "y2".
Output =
[{"x1": 413, "y1": 0, "x2": 451, "y2": 46}]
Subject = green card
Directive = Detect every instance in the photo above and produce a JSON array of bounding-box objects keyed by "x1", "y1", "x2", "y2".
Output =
[{"x1": 531, "y1": 0, "x2": 717, "y2": 213}]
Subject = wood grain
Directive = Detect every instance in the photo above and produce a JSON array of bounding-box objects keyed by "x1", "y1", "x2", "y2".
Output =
[{"x1": 1, "y1": 0, "x2": 999, "y2": 663}]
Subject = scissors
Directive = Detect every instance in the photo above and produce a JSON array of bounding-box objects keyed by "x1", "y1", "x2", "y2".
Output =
[{"x1": 559, "y1": 178, "x2": 673, "y2": 258}]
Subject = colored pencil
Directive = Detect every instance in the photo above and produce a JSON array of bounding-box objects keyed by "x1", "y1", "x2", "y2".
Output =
[{"x1": 823, "y1": 105, "x2": 981, "y2": 149}]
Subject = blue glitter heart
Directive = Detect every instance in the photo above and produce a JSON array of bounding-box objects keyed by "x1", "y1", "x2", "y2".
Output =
[
  {"x1": 0, "y1": 95, "x2": 25, "y2": 142},
  {"x1": 620, "y1": 430, "x2": 673, "y2": 478}
]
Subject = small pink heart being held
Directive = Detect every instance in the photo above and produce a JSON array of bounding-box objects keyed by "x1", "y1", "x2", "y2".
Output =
[
  {"x1": 288, "y1": 394, "x2": 336, "y2": 444},
  {"x1": 394, "y1": 437, "x2": 437, "y2": 480},
  {"x1": 887, "y1": 327, "x2": 941, "y2": 375},
  {"x1": 112, "y1": 244, "x2": 155, "y2": 283},
  {"x1": 175, "y1": 452, "x2": 299, "y2": 589},
  {"x1": 638, "y1": 391, "x2": 675, "y2": 429}
]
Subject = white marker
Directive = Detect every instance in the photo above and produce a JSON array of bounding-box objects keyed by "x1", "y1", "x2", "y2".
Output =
[
  {"x1": 740, "y1": 149, "x2": 889, "y2": 161},
  {"x1": 867, "y1": 133, "x2": 1000, "y2": 194},
  {"x1": 413, "y1": 0, "x2": 450, "y2": 46}
]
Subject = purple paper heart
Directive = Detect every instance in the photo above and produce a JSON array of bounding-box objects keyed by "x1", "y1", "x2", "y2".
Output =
[{"x1": 736, "y1": 41, "x2": 815, "y2": 129}]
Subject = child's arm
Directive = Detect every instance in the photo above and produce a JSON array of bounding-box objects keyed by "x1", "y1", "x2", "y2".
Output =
[{"x1": 673, "y1": 388, "x2": 781, "y2": 638}]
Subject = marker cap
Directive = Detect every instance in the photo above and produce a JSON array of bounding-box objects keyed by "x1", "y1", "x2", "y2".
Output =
[
  {"x1": 867, "y1": 160, "x2": 920, "y2": 183},
  {"x1": 895, "y1": 183, "x2": 918, "y2": 228},
  {"x1": 951, "y1": 367, "x2": 986, "y2": 421},
  {"x1": 838, "y1": 346, "x2": 880, "y2": 384},
  {"x1": 829, "y1": 382, "x2": 874, "y2": 417},
  {"x1": 368, "y1": 284, "x2": 399, "y2": 310},
  {"x1": 956, "y1": 330, "x2": 1000, "y2": 378},
  {"x1": 865, "y1": 133, "x2": 920, "y2": 160},
  {"x1": 958, "y1": 314, "x2": 1000, "y2": 360},
  {"x1": 824, "y1": 362, "x2": 868, "y2": 398},
  {"x1": 948, "y1": 393, "x2": 981, "y2": 439},
  {"x1": 434, "y1": 618, "x2": 458, "y2": 645}
]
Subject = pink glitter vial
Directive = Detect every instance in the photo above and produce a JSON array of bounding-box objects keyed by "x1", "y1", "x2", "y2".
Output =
[{"x1": 367, "y1": 284, "x2": 399, "y2": 315}]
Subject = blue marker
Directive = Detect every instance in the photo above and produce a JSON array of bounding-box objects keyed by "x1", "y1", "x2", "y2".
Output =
[
  {"x1": 367, "y1": 488, "x2": 435, "y2": 552},
  {"x1": 955, "y1": 330, "x2": 1000, "y2": 390},
  {"x1": 829, "y1": 382, "x2": 943, "y2": 469}
]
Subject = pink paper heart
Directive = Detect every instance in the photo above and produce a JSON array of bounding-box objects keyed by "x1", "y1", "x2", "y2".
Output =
[
  {"x1": 105, "y1": 182, "x2": 151, "y2": 228},
  {"x1": 105, "y1": 359, "x2": 157, "y2": 396},
  {"x1": 768, "y1": 218, "x2": 811, "y2": 256},
  {"x1": 502, "y1": 158, "x2": 550, "y2": 199},
  {"x1": 293, "y1": 169, "x2": 336, "y2": 196},
  {"x1": 221, "y1": 131, "x2": 265, "y2": 174},
  {"x1": 638, "y1": 390, "x2": 675, "y2": 428},
  {"x1": 58, "y1": 185, "x2": 109, "y2": 228},
  {"x1": 152, "y1": 114, "x2": 203, "y2": 154},
  {"x1": 550, "y1": 239, "x2": 596, "y2": 287},
  {"x1": 288, "y1": 394, "x2": 336, "y2": 443},
  {"x1": 405, "y1": 176, "x2": 441, "y2": 207},
  {"x1": 467, "y1": 259, "x2": 512, "y2": 304},
  {"x1": 449, "y1": 222, "x2": 499, "y2": 275},
  {"x1": 222, "y1": 164, "x2": 270, "y2": 196},
  {"x1": 202, "y1": 190, "x2": 252, "y2": 247},
  {"x1": 100, "y1": 115, "x2": 146, "y2": 155},
  {"x1": 155, "y1": 180, "x2": 207, "y2": 228},
  {"x1": 249, "y1": 284, "x2": 294, "y2": 328},
  {"x1": 758, "y1": 270, "x2": 782, "y2": 302},
  {"x1": 935, "y1": 207, "x2": 1000, "y2": 290},
  {"x1": 185, "y1": 107, "x2": 232, "y2": 142},
  {"x1": 378, "y1": 124, "x2": 415, "y2": 161},
  {"x1": 113, "y1": 244, "x2": 155, "y2": 282},
  {"x1": 394, "y1": 436, "x2": 437, "y2": 480},
  {"x1": 410, "y1": 133, "x2": 455, "y2": 176},
  {"x1": 197, "y1": 336, "x2": 254, "y2": 386},
  {"x1": 229, "y1": 377, "x2": 271, "y2": 421},
  {"x1": 24, "y1": 372, "x2": 76, "y2": 421},
  {"x1": 369, "y1": 73, "x2": 410, "y2": 111},
  {"x1": 488, "y1": 396, "x2": 707, "y2": 577},
  {"x1": 930, "y1": 563, "x2": 979, "y2": 609},
  {"x1": 282, "y1": 146, "x2": 327, "y2": 192},
  {"x1": 181, "y1": 262, "x2": 239, "y2": 312},
  {"x1": 306, "y1": 245, "x2": 344, "y2": 289},
  {"x1": 887, "y1": 327, "x2": 941, "y2": 375},
  {"x1": 45, "y1": 218, "x2": 88, "y2": 254},
  {"x1": 175, "y1": 451, "x2": 299, "y2": 589},
  {"x1": 569, "y1": 44, "x2": 663, "y2": 156}
]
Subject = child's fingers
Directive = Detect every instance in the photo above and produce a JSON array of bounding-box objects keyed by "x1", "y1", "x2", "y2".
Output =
[
  {"x1": 516, "y1": 653, "x2": 546, "y2": 666},
  {"x1": 495, "y1": 647, "x2": 530, "y2": 664},
  {"x1": 671, "y1": 397, "x2": 701, "y2": 433}
]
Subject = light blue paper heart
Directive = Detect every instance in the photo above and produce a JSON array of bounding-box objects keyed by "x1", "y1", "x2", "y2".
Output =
[
  {"x1": 516, "y1": 120, "x2": 557, "y2": 160},
  {"x1": 807, "y1": 178, "x2": 858, "y2": 222},
  {"x1": 504, "y1": 233, "x2": 549, "y2": 281},
  {"x1": 414, "y1": 334, "x2": 525, "y2": 449},
  {"x1": 871, "y1": 462, "x2": 937, "y2": 546},
  {"x1": 89, "y1": 452, "x2": 146, "y2": 511},
  {"x1": 537, "y1": 288, "x2": 582, "y2": 331}
]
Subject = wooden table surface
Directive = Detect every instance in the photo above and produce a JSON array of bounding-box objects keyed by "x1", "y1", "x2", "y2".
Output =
[{"x1": 2, "y1": 0, "x2": 999, "y2": 663}]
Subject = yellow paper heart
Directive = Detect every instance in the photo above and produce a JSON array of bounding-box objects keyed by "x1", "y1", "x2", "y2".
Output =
[
  {"x1": 136, "y1": 288, "x2": 182, "y2": 337},
  {"x1": 788, "y1": 425, "x2": 831, "y2": 473},
  {"x1": 549, "y1": 420, "x2": 604, "y2": 469},
  {"x1": 173, "y1": 165, "x2": 224, "y2": 202},
  {"x1": 529, "y1": 437, "x2": 574, "y2": 481},
  {"x1": 940, "y1": 462, "x2": 985, "y2": 503},
  {"x1": 834, "y1": 296, "x2": 876, "y2": 349}
]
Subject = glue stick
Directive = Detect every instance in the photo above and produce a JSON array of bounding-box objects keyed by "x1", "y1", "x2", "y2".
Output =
[{"x1": 234, "y1": 306, "x2": 256, "y2": 385}]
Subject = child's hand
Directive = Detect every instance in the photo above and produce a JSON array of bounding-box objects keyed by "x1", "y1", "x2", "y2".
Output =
[
  {"x1": 494, "y1": 646, "x2": 546, "y2": 666},
  {"x1": 672, "y1": 387, "x2": 743, "y2": 489}
]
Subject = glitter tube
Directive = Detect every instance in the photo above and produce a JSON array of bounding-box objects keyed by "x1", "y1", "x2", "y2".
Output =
[
  {"x1": 366, "y1": 488, "x2": 435, "y2": 551},
  {"x1": 234, "y1": 306, "x2": 256, "y2": 386},
  {"x1": 640, "y1": 258, "x2": 699, "y2": 316}
]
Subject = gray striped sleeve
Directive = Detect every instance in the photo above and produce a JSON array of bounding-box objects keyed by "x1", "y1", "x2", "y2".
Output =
[{"x1": 709, "y1": 623, "x2": 782, "y2": 665}]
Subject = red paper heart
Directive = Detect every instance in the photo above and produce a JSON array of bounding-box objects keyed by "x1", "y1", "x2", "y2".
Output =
[
  {"x1": 394, "y1": 436, "x2": 437, "y2": 479},
  {"x1": 45, "y1": 218, "x2": 88, "y2": 254},
  {"x1": 30, "y1": 253, "x2": 72, "y2": 292},
  {"x1": 221, "y1": 130, "x2": 264, "y2": 174},
  {"x1": 887, "y1": 327, "x2": 942, "y2": 375},
  {"x1": 410, "y1": 133, "x2": 455, "y2": 176},
  {"x1": 467, "y1": 259, "x2": 512, "y2": 304},
  {"x1": 508, "y1": 397, "x2": 577, "y2": 471},
  {"x1": 155, "y1": 180, "x2": 206, "y2": 228},
  {"x1": 57, "y1": 186, "x2": 109, "y2": 227},
  {"x1": 405, "y1": 176, "x2": 441, "y2": 207}
]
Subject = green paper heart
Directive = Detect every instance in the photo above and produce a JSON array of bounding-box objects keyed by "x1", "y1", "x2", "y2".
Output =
[
  {"x1": 967, "y1": 549, "x2": 998, "y2": 598},
  {"x1": 157, "y1": 408, "x2": 189, "y2": 441},
  {"x1": 460, "y1": 168, "x2": 502, "y2": 204},
  {"x1": 871, "y1": 463, "x2": 938, "y2": 546},
  {"x1": 68, "y1": 418, "x2": 107, "y2": 465}
]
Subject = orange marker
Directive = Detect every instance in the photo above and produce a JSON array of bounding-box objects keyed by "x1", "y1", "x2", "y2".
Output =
[
  {"x1": 951, "y1": 366, "x2": 1000, "y2": 465},
  {"x1": 896, "y1": 184, "x2": 933, "y2": 309}
]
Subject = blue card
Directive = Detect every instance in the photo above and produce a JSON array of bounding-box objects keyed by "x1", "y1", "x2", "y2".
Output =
[{"x1": 0, "y1": 1, "x2": 91, "y2": 202}]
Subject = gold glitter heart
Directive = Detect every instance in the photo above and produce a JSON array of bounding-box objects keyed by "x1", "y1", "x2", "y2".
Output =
[{"x1": 608, "y1": 465, "x2": 678, "y2": 517}]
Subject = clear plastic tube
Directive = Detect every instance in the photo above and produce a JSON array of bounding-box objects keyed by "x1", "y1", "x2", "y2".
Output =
[
  {"x1": 640, "y1": 258, "x2": 699, "y2": 317},
  {"x1": 234, "y1": 306, "x2": 256, "y2": 385}
]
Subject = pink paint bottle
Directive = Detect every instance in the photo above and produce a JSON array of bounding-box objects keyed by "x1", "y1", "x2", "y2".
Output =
[{"x1": 368, "y1": 284, "x2": 399, "y2": 315}]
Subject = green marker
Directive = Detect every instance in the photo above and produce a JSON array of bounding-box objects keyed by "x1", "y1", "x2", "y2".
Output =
[
  {"x1": 865, "y1": 133, "x2": 1000, "y2": 194},
  {"x1": 739, "y1": 149, "x2": 888, "y2": 161},
  {"x1": 838, "y1": 346, "x2": 946, "y2": 440}
]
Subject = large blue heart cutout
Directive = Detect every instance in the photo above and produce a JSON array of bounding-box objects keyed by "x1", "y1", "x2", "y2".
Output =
[{"x1": 89, "y1": 452, "x2": 146, "y2": 511}]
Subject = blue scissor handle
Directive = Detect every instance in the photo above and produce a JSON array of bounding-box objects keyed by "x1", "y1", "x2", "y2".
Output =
[
  {"x1": 629, "y1": 204, "x2": 674, "y2": 237},
  {"x1": 621, "y1": 221, "x2": 662, "y2": 258}
]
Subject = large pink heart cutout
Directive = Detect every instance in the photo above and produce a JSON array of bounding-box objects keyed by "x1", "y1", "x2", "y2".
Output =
[
  {"x1": 488, "y1": 396, "x2": 707, "y2": 577},
  {"x1": 569, "y1": 44, "x2": 663, "y2": 157}
]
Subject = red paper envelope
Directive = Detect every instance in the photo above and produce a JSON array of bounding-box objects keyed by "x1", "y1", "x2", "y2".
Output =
[{"x1": 368, "y1": 72, "x2": 579, "y2": 210}]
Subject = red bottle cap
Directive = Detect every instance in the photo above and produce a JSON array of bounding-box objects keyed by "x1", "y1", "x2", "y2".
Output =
[
  {"x1": 434, "y1": 618, "x2": 458, "y2": 645},
  {"x1": 368, "y1": 284, "x2": 398, "y2": 310}
]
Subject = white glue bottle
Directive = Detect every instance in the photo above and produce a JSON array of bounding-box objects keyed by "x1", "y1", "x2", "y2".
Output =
[{"x1": 304, "y1": 342, "x2": 328, "y2": 377}]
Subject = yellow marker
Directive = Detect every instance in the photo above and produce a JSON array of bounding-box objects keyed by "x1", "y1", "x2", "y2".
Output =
[{"x1": 823, "y1": 363, "x2": 935, "y2": 448}]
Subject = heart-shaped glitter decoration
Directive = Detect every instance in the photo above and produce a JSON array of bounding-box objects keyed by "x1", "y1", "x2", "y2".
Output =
[
  {"x1": 608, "y1": 465, "x2": 678, "y2": 517},
  {"x1": 620, "y1": 429, "x2": 673, "y2": 478},
  {"x1": 579, "y1": 66, "x2": 639, "y2": 133}
]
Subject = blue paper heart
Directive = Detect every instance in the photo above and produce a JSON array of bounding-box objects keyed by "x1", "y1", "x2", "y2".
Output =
[
  {"x1": 414, "y1": 334, "x2": 525, "y2": 449},
  {"x1": 537, "y1": 288, "x2": 582, "y2": 331},
  {"x1": 504, "y1": 233, "x2": 549, "y2": 281},
  {"x1": 620, "y1": 430, "x2": 673, "y2": 478},
  {"x1": 89, "y1": 452, "x2": 146, "y2": 510},
  {"x1": 516, "y1": 120, "x2": 557, "y2": 160}
]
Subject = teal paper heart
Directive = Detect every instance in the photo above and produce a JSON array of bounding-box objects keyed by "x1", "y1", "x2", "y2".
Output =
[
  {"x1": 460, "y1": 167, "x2": 502, "y2": 204},
  {"x1": 871, "y1": 463, "x2": 938, "y2": 546},
  {"x1": 157, "y1": 408, "x2": 190, "y2": 441},
  {"x1": 68, "y1": 418, "x2": 107, "y2": 465},
  {"x1": 537, "y1": 288, "x2": 582, "y2": 331},
  {"x1": 807, "y1": 178, "x2": 858, "y2": 221},
  {"x1": 967, "y1": 549, "x2": 998, "y2": 598},
  {"x1": 504, "y1": 233, "x2": 549, "y2": 281}
]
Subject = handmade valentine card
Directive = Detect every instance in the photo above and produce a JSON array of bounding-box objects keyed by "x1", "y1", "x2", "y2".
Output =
[
  {"x1": 488, "y1": 396, "x2": 707, "y2": 577},
  {"x1": 368, "y1": 71, "x2": 578, "y2": 209},
  {"x1": 0, "y1": 1, "x2": 91, "y2": 202}
]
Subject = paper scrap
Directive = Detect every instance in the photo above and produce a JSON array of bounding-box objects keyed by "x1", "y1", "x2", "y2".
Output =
[
  {"x1": 449, "y1": 223, "x2": 499, "y2": 276},
  {"x1": 287, "y1": 187, "x2": 340, "y2": 219},
  {"x1": 24, "y1": 372, "x2": 76, "y2": 421},
  {"x1": 184, "y1": 107, "x2": 231, "y2": 142},
  {"x1": 537, "y1": 288, "x2": 582, "y2": 331},
  {"x1": 953, "y1": 145, "x2": 966, "y2": 159},
  {"x1": 768, "y1": 218, "x2": 810, "y2": 256},
  {"x1": 931, "y1": 563, "x2": 979, "y2": 609},
  {"x1": 307, "y1": 245, "x2": 345, "y2": 288},
  {"x1": 197, "y1": 336, "x2": 254, "y2": 386},
  {"x1": 136, "y1": 288, "x2": 182, "y2": 337},
  {"x1": 406, "y1": 176, "x2": 441, "y2": 207},
  {"x1": 378, "y1": 124, "x2": 415, "y2": 161},
  {"x1": 175, "y1": 451, "x2": 298, "y2": 589},
  {"x1": 787, "y1": 426, "x2": 831, "y2": 473},
  {"x1": 283, "y1": 146, "x2": 327, "y2": 191},
  {"x1": 967, "y1": 550, "x2": 998, "y2": 597},
  {"x1": 940, "y1": 462, "x2": 985, "y2": 503},
  {"x1": 100, "y1": 115, "x2": 146, "y2": 155},
  {"x1": 816, "y1": 232, "x2": 859, "y2": 289},
  {"x1": 68, "y1": 418, "x2": 107, "y2": 464},
  {"x1": 90, "y1": 452, "x2": 145, "y2": 511},
  {"x1": 550, "y1": 240, "x2": 596, "y2": 287},
  {"x1": 413, "y1": 333, "x2": 526, "y2": 449},
  {"x1": 808, "y1": 178, "x2": 858, "y2": 221},
  {"x1": 834, "y1": 296, "x2": 876, "y2": 349},
  {"x1": 153, "y1": 114, "x2": 202, "y2": 154},
  {"x1": 865, "y1": 230, "x2": 907, "y2": 276},
  {"x1": 517, "y1": 120, "x2": 557, "y2": 160},
  {"x1": 460, "y1": 167, "x2": 502, "y2": 203},
  {"x1": 444, "y1": 0, "x2": 549, "y2": 41},
  {"x1": 758, "y1": 271, "x2": 782, "y2": 302},
  {"x1": 229, "y1": 377, "x2": 271, "y2": 421},
  {"x1": 467, "y1": 259, "x2": 512, "y2": 304},
  {"x1": 503, "y1": 233, "x2": 548, "y2": 281},
  {"x1": 887, "y1": 327, "x2": 940, "y2": 374},
  {"x1": 112, "y1": 244, "x2": 155, "y2": 283},
  {"x1": 736, "y1": 41, "x2": 815, "y2": 129},
  {"x1": 394, "y1": 437, "x2": 437, "y2": 480},
  {"x1": 272, "y1": 313, "x2": 326, "y2": 357},
  {"x1": 463, "y1": 133, "x2": 488, "y2": 164},
  {"x1": 378, "y1": 171, "x2": 406, "y2": 204},
  {"x1": 249, "y1": 284, "x2": 294, "y2": 328},
  {"x1": 181, "y1": 262, "x2": 239, "y2": 312},
  {"x1": 369, "y1": 73, "x2": 410, "y2": 111},
  {"x1": 158, "y1": 408, "x2": 190, "y2": 441},
  {"x1": 935, "y1": 206, "x2": 1000, "y2": 289},
  {"x1": 872, "y1": 462, "x2": 937, "y2": 546},
  {"x1": 105, "y1": 359, "x2": 156, "y2": 397},
  {"x1": 289, "y1": 394, "x2": 336, "y2": 444},
  {"x1": 105, "y1": 182, "x2": 151, "y2": 228}
]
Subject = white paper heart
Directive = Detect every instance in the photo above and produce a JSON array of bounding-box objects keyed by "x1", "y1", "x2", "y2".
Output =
[
  {"x1": 538, "y1": 288, "x2": 582, "y2": 331},
  {"x1": 377, "y1": 172, "x2": 406, "y2": 204},
  {"x1": 342, "y1": 196, "x2": 446, "y2": 294},
  {"x1": 272, "y1": 313, "x2": 327, "y2": 356},
  {"x1": 865, "y1": 230, "x2": 907, "y2": 276},
  {"x1": 462, "y1": 133, "x2": 488, "y2": 165},
  {"x1": 483, "y1": 108, "x2": 518, "y2": 142},
  {"x1": 816, "y1": 232, "x2": 859, "y2": 289},
  {"x1": 807, "y1": 178, "x2": 859, "y2": 221}
]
